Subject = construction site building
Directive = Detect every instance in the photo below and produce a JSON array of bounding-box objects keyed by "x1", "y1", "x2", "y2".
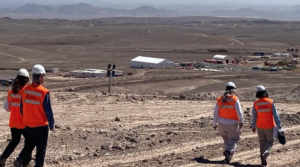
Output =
[
  {"x1": 69, "y1": 69, "x2": 107, "y2": 78},
  {"x1": 130, "y1": 56, "x2": 174, "y2": 69},
  {"x1": 212, "y1": 55, "x2": 232, "y2": 64}
]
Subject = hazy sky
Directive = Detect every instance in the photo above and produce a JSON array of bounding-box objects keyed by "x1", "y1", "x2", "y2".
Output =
[{"x1": 1, "y1": 0, "x2": 300, "y2": 8}]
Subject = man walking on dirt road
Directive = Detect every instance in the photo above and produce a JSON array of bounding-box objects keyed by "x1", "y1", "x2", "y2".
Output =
[
  {"x1": 252, "y1": 85, "x2": 281, "y2": 167},
  {"x1": 213, "y1": 82, "x2": 244, "y2": 164},
  {"x1": 14, "y1": 64, "x2": 55, "y2": 167}
]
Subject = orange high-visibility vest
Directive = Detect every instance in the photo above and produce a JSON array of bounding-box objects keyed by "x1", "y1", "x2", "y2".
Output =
[
  {"x1": 217, "y1": 95, "x2": 239, "y2": 121},
  {"x1": 254, "y1": 98, "x2": 275, "y2": 129},
  {"x1": 7, "y1": 90, "x2": 25, "y2": 129},
  {"x1": 22, "y1": 84, "x2": 49, "y2": 128}
]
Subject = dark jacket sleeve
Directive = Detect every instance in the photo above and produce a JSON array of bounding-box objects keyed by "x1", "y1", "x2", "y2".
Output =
[{"x1": 43, "y1": 93, "x2": 55, "y2": 129}]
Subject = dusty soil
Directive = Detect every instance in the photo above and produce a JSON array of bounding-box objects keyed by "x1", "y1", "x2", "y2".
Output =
[
  {"x1": 1, "y1": 91, "x2": 300, "y2": 167},
  {"x1": 0, "y1": 17, "x2": 300, "y2": 167}
]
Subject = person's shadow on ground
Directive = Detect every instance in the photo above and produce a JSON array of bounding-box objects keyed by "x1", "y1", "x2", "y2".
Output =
[{"x1": 193, "y1": 157, "x2": 263, "y2": 167}]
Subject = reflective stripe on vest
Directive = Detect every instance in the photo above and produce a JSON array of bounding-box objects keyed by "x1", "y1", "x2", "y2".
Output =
[
  {"x1": 10, "y1": 94, "x2": 21, "y2": 98},
  {"x1": 24, "y1": 90, "x2": 42, "y2": 97},
  {"x1": 220, "y1": 105, "x2": 234, "y2": 109},
  {"x1": 11, "y1": 103, "x2": 20, "y2": 107},
  {"x1": 257, "y1": 109, "x2": 271, "y2": 112},
  {"x1": 257, "y1": 102, "x2": 271, "y2": 106},
  {"x1": 256, "y1": 101, "x2": 272, "y2": 112},
  {"x1": 24, "y1": 99, "x2": 41, "y2": 105},
  {"x1": 22, "y1": 84, "x2": 49, "y2": 128},
  {"x1": 254, "y1": 98, "x2": 275, "y2": 129}
]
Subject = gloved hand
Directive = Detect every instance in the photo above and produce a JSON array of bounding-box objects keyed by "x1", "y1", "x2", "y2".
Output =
[
  {"x1": 252, "y1": 128, "x2": 256, "y2": 133},
  {"x1": 213, "y1": 126, "x2": 218, "y2": 130}
]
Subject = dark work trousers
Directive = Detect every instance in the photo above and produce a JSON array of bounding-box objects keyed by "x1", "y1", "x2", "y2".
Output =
[
  {"x1": 0, "y1": 128, "x2": 26, "y2": 159},
  {"x1": 20, "y1": 126, "x2": 49, "y2": 167}
]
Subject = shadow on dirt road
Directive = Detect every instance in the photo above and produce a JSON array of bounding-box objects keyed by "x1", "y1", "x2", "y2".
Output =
[{"x1": 193, "y1": 157, "x2": 263, "y2": 167}]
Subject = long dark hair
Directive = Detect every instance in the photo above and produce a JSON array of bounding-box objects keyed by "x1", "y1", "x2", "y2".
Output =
[
  {"x1": 12, "y1": 75, "x2": 29, "y2": 94},
  {"x1": 222, "y1": 86, "x2": 236, "y2": 103},
  {"x1": 256, "y1": 91, "x2": 268, "y2": 98}
]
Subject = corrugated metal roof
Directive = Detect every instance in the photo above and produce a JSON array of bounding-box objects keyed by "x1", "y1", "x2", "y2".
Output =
[{"x1": 131, "y1": 56, "x2": 166, "y2": 64}]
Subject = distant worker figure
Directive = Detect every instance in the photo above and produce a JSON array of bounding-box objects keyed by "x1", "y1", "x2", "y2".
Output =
[
  {"x1": 14, "y1": 64, "x2": 55, "y2": 167},
  {"x1": 0, "y1": 69, "x2": 30, "y2": 167},
  {"x1": 252, "y1": 85, "x2": 282, "y2": 167},
  {"x1": 213, "y1": 82, "x2": 244, "y2": 164}
]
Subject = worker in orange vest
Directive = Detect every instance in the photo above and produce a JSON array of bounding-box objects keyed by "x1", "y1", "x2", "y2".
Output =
[
  {"x1": 0, "y1": 69, "x2": 30, "y2": 167},
  {"x1": 14, "y1": 64, "x2": 55, "y2": 167},
  {"x1": 213, "y1": 82, "x2": 244, "y2": 164},
  {"x1": 252, "y1": 85, "x2": 281, "y2": 167}
]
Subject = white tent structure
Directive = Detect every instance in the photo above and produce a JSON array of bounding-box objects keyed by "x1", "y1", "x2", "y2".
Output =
[
  {"x1": 130, "y1": 56, "x2": 174, "y2": 69},
  {"x1": 69, "y1": 69, "x2": 107, "y2": 77},
  {"x1": 212, "y1": 55, "x2": 232, "y2": 64},
  {"x1": 273, "y1": 53, "x2": 282, "y2": 57}
]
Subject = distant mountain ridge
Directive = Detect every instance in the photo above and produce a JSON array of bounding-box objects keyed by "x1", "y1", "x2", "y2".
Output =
[
  {"x1": 210, "y1": 8, "x2": 266, "y2": 18},
  {"x1": 0, "y1": 3, "x2": 178, "y2": 17},
  {"x1": 14, "y1": 4, "x2": 54, "y2": 14},
  {"x1": 1, "y1": 3, "x2": 300, "y2": 21}
]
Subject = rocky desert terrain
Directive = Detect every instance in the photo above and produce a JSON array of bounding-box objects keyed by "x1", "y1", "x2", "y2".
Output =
[{"x1": 0, "y1": 16, "x2": 300, "y2": 167}]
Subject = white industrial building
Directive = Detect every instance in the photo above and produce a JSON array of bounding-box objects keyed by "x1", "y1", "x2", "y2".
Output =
[
  {"x1": 69, "y1": 69, "x2": 124, "y2": 77},
  {"x1": 114, "y1": 70, "x2": 124, "y2": 76},
  {"x1": 69, "y1": 69, "x2": 107, "y2": 77},
  {"x1": 130, "y1": 56, "x2": 174, "y2": 69},
  {"x1": 273, "y1": 53, "x2": 292, "y2": 57},
  {"x1": 212, "y1": 55, "x2": 232, "y2": 64},
  {"x1": 69, "y1": 70, "x2": 83, "y2": 77},
  {"x1": 51, "y1": 68, "x2": 59, "y2": 73}
]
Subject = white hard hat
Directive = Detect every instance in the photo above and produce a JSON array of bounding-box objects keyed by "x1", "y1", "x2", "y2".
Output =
[
  {"x1": 17, "y1": 68, "x2": 29, "y2": 77},
  {"x1": 226, "y1": 82, "x2": 236, "y2": 89},
  {"x1": 32, "y1": 64, "x2": 46, "y2": 75},
  {"x1": 257, "y1": 85, "x2": 266, "y2": 92}
]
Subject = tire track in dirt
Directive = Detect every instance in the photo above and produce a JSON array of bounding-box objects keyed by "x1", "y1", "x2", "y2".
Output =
[
  {"x1": 232, "y1": 139, "x2": 300, "y2": 167},
  {"x1": 226, "y1": 38, "x2": 244, "y2": 46},
  {"x1": 197, "y1": 34, "x2": 244, "y2": 46},
  {"x1": 199, "y1": 34, "x2": 224, "y2": 44},
  {"x1": 63, "y1": 125, "x2": 300, "y2": 167},
  {"x1": 0, "y1": 51, "x2": 26, "y2": 63},
  {"x1": 181, "y1": 139, "x2": 300, "y2": 167},
  {"x1": 0, "y1": 44, "x2": 28, "y2": 63}
]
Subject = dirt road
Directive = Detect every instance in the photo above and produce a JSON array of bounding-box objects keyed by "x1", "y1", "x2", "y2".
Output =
[{"x1": 0, "y1": 91, "x2": 298, "y2": 167}]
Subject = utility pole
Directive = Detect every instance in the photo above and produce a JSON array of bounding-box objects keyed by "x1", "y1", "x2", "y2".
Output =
[
  {"x1": 107, "y1": 64, "x2": 116, "y2": 94},
  {"x1": 109, "y1": 70, "x2": 112, "y2": 94}
]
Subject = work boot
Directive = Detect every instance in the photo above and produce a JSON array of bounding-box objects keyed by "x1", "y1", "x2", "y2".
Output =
[
  {"x1": 260, "y1": 155, "x2": 267, "y2": 166},
  {"x1": 0, "y1": 158, "x2": 6, "y2": 167},
  {"x1": 13, "y1": 159, "x2": 22, "y2": 167},
  {"x1": 223, "y1": 150, "x2": 232, "y2": 164}
]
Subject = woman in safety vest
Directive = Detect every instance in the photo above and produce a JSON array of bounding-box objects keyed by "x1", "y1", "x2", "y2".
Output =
[
  {"x1": 0, "y1": 69, "x2": 30, "y2": 167},
  {"x1": 14, "y1": 64, "x2": 54, "y2": 167},
  {"x1": 213, "y1": 82, "x2": 244, "y2": 164},
  {"x1": 252, "y1": 85, "x2": 281, "y2": 167}
]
